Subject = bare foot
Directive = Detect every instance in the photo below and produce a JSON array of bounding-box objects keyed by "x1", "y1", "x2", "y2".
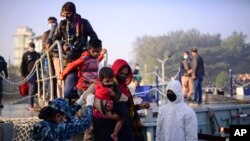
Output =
[{"x1": 111, "y1": 134, "x2": 118, "y2": 141}]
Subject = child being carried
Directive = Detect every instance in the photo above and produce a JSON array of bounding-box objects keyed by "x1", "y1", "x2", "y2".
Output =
[{"x1": 94, "y1": 67, "x2": 128, "y2": 141}]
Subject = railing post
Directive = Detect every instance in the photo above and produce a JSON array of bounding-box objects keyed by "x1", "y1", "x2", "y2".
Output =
[
  {"x1": 56, "y1": 40, "x2": 64, "y2": 98},
  {"x1": 47, "y1": 52, "x2": 54, "y2": 100},
  {"x1": 229, "y1": 69, "x2": 233, "y2": 97},
  {"x1": 104, "y1": 50, "x2": 108, "y2": 67},
  {"x1": 40, "y1": 59, "x2": 45, "y2": 101},
  {"x1": 36, "y1": 65, "x2": 40, "y2": 97},
  {"x1": 155, "y1": 66, "x2": 159, "y2": 106}
]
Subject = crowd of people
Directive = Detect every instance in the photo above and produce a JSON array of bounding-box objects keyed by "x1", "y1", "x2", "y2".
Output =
[
  {"x1": 0, "y1": 1, "x2": 204, "y2": 141},
  {"x1": 18, "y1": 1, "x2": 151, "y2": 141}
]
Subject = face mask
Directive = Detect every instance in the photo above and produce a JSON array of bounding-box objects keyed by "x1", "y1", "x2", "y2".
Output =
[
  {"x1": 48, "y1": 23, "x2": 56, "y2": 29},
  {"x1": 183, "y1": 55, "x2": 188, "y2": 59},
  {"x1": 103, "y1": 84, "x2": 113, "y2": 88},
  {"x1": 29, "y1": 47, "x2": 35, "y2": 52},
  {"x1": 167, "y1": 94, "x2": 177, "y2": 102},
  {"x1": 117, "y1": 75, "x2": 127, "y2": 83},
  {"x1": 66, "y1": 15, "x2": 74, "y2": 22},
  {"x1": 61, "y1": 17, "x2": 66, "y2": 20}
]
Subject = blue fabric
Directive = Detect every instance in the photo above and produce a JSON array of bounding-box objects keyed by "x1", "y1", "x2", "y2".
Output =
[
  {"x1": 64, "y1": 69, "x2": 79, "y2": 99},
  {"x1": 0, "y1": 78, "x2": 2, "y2": 102},
  {"x1": 49, "y1": 98, "x2": 71, "y2": 117},
  {"x1": 134, "y1": 85, "x2": 156, "y2": 102},
  {"x1": 32, "y1": 106, "x2": 93, "y2": 141},
  {"x1": 193, "y1": 76, "x2": 203, "y2": 103},
  {"x1": 28, "y1": 73, "x2": 37, "y2": 106},
  {"x1": 48, "y1": 98, "x2": 81, "y2": 120}
]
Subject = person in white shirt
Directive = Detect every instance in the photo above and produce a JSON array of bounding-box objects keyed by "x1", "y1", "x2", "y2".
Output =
[{"x1": 156, "y1": 80, "x2": 198, "y2": 141}]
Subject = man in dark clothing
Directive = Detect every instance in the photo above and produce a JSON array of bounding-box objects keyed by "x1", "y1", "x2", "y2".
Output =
[
  {"x1": 0, "y1": 55, "x2": 8, "y2": 108},
  {"x1": 42, "y1": 16, "x2": 59, "y2": 98},
  {"x1": 20, "y1": 42, "x2": 40, "y2": 111},
  {"x1": 191, "y1": 48, "x2": 205, "y2": 104},
  {"x1": 52, "y1": 2, "x2": 98, "y2": 101},
  {"x1": 53, "y1": 1, "x2": 98, "y2": 63}
]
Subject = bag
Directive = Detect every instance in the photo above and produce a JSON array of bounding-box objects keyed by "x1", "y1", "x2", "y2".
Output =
[{"x1": 19, "y1": 82, "x2": 29, "y2": 96}]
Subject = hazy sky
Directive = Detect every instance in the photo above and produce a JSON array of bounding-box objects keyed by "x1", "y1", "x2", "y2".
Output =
[{"x1": 0, "y1": 0, "x2": 250, "y2": 65}]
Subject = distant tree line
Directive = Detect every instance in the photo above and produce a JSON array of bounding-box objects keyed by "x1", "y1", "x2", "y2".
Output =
[{"x1": 132, "y1": 28, "x2": 250, "y2": 88}]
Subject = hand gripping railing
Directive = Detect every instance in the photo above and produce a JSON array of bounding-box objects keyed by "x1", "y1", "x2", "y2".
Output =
[{"x1": 36, "y1": 40, "x2": 64, "y2": 101}]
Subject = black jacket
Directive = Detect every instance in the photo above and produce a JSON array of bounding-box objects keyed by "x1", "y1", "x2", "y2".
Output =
[
  {"x1": 180, "y1": 59, "x2": 191, "y2": 76},
  {"x1": 53, "y1": 15, "x2": 98, "y2": 61},
  {"x1": 20, "y1": 51, "x2": 40, "y2": 77},
  {"x1": 191, "y1": 54, "x2": 205, "y2": 77},
  {"x1": 0, "y1": 56, "x2": 8, "y2": 78}
]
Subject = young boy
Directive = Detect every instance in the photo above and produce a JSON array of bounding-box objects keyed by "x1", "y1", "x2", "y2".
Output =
[
  {"x1": 60, "y1": 38, "x2": 106, "y2": 99},
  {"x1": 94, "y1": 67, "x2": 128, "y2": 141}
]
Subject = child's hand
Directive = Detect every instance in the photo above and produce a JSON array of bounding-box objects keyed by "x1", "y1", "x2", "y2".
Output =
[
  {"x1": 101, "y1": 48, "x2": 107, "y2": 54},
  {"x1": 59, "y1": 73, "x2": 65, "y2": 80}
]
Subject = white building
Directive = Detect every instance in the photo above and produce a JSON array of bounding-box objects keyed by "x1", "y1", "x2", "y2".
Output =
[{"x1": 13, "y1": 26, "x2": 42, "y2": 66}]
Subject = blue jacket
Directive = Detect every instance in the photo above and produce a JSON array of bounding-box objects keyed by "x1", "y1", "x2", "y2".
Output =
[{"x1": 32, "y1": 106, "x2": 92, "y2": 141}]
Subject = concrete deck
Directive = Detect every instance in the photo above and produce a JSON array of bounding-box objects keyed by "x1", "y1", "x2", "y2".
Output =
[{"x1": 0, "y1": 104, "x2": 38, "y2": 119}]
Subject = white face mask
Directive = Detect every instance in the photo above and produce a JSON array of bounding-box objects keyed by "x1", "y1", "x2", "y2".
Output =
[
  {"x1": 183, "y1": 54, "x2": 188, "y2": 59},
  {"x1": 48, "y1": 23, "x2": 56, "y2": 29},
  {"x1": 29, "y1": 47, "x2": 35, "y2": 52},
  {"x1": 61, "y1": 17, "x2": 66, "y2": 20}
]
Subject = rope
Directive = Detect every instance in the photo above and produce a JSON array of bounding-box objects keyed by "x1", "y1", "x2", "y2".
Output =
[
  {"x1": 2, "y1": 91, "x2": 19, "y2": 95},
  {"x1": 133, "y1": 72, "x2": 156, "y2": 77},
  {"x1": 9, "y1": 95, "x2": 37, "y2": 104},
  {"x1": 0, "y1": 68, "x2": 36, "y2": 85},
  {"x1": 154, "y1": 73, "x2": 164, "y2": 82},
  {"x1": 233, "y1": 78, "x2": 250, "y2": 87},
  {"x1": 154, "y1": 68, "x2": 180, "y2": 82},
  {"x1": 132, "y1": 87, "x2": 164, "y2": 96}
]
